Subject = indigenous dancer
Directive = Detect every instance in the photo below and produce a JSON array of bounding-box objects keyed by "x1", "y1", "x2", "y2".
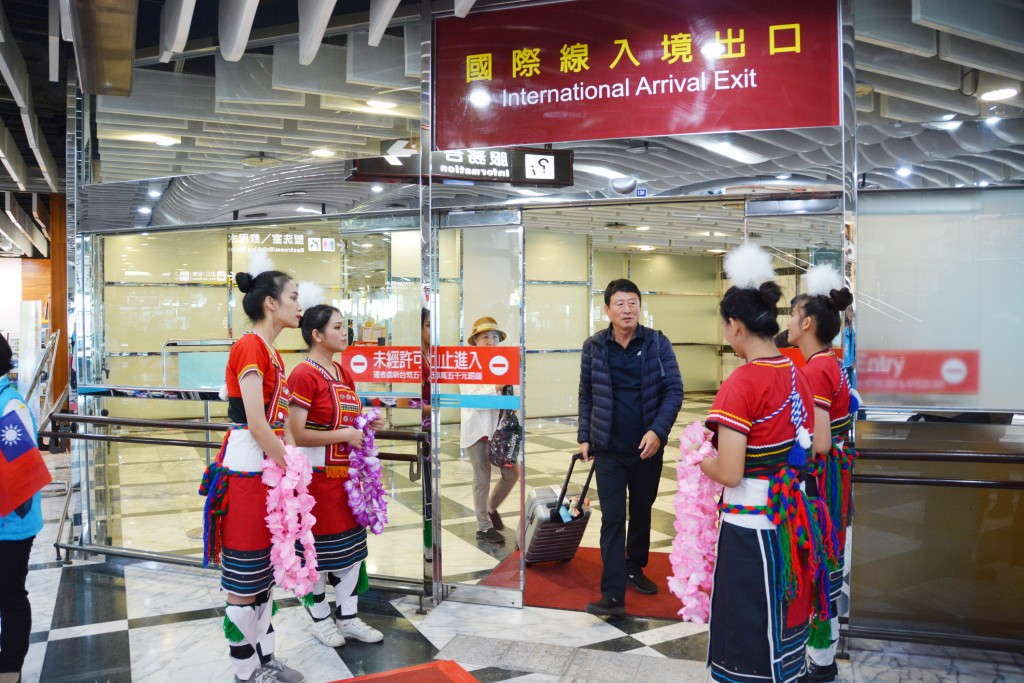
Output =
[
  {"x1": 288, "y1": 305, "x2": 385, "y2": 646},
  {"x1": 787, "y1": 265, "x2": 857, "y2": 683},
  {"x1": 200, "y1": 264, "x2": 304, "y2": 683},
  {"x1": 699, "y1": 244, "x2": 816, "y2": 683}
]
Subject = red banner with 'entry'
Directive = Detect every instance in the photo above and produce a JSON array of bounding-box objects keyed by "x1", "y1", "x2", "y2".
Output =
[
  {"x1": 341, "y1": 346, "x2": 521, "y2": 385},
  {"x1": 434, "y1": 0, "x2": 839, "y2": 150},
  {"x1": 858, "y1": 350, "x2": 980, "y2": 395}
]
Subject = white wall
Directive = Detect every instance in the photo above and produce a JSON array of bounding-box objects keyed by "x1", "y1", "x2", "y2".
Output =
[{"x1": 0, "y1": 258, "x2": 22, "y2": 338}]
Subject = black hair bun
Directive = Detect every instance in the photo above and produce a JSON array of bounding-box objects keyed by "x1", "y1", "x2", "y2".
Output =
[
  {"x1": 829, "y1": 287, "x2": 853, "y2": 311},
  {"x1": 757, "y1": 280, "x2": 783, "y2": 307},
  {"x1": 235, "y1": 272, "x2": 253, "y2": 293}
]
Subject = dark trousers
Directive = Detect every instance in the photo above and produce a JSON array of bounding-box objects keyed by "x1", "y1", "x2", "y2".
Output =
[
  {"x1": 0, "y1": 536, "x2": 34, "y2": 673},
  {"x1": 594, "y1": 450, "x2": 663, "y2": 602}
]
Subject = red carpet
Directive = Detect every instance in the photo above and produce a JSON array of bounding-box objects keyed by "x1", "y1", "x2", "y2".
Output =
[
  {"x1": 480, "y1": 547, "x2": 682, "y2": 620},
  {"x1": 335, "y1": 660, "x2": 477, "y2": 682}
]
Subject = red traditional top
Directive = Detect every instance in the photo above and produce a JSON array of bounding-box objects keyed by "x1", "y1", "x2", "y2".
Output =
[
  {"x1": 707, "y1": 356, "x2": 815, "y2": 479},
  {"x1": 800, "y1": 350, "x2": 853, "y2": 436},
  {"x1": 225, "y1": 332, "x2": 289, "y2": 425},
  {"x1": 288, "y1": 358, "x2": 361, "y2": 467}
]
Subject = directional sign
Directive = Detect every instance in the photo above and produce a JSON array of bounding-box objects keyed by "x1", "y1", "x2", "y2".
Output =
[{"x1": 351, "y1": 147, "x2": 573, "y2": 187}]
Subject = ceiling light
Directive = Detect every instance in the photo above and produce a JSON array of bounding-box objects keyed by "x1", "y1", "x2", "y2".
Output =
[
  {"x1": 941, "y1": 113, "x2": 956, "y2": 121},
  {"x1": 896, "y1": 165, "x2": 912, "y2": 178},
  {"x1": 115, "y1": 132, "x2": 180, "y2": 146},
  {"x1": 148, "y1": 189, "x2": 161, "y2": 198},
  {"x1": 279, "y1": 191, "x2": 307, "y2": 197},
  {"x1": 977, "y1": 72, "x2": 1021, "y2": 102},
  {"x1": 360, "y1": 243, "x2": 374, "y2": 248},
  {"x1": 636, "y1": 245, "x2": 655, "y2": 251},
  {"x1": 295, "y1": 207, "x2": 321, "y2": 214},
  {"x1": 311, "y1": 148, "x2": 334, "y2": 158},
  {"x1": 636, "y1": 225, "x2": 650, "y2": 231},
  {"x1": 978, "y1": 180, "x2": 990, "y2": 187},
  {"x1": 686, "y1": 138, "x2": 770, "y2": 164},
  {"x1": 986, "y1": 116, "x2": 1001, "y2": 125},
  {"x1": 137, "y1": 206, "x2": 152, "y2": 214},
  {"x1": 575, "y1": 164, "x2": 626, "y2": 180},
  {"x1": 706, "y1": 248, "x2": 727, "y2": 254},
  {"x1": 370, "y1": 184, "x2": 384, "y2": 193},
  {"x1": 469, "y1": 89, "x2": 492, "y2": 108},
  {"x1": 366, "y1": 99, "x2": 398, "y2": 109},
  {"x1": 775, "y1": 173, "x2": 791, "y2": 180},
  {"x1": 701, "y1": 42, "x2": 725, "y2": 59},
  {"x1": 934, "y1": 120, "x2": 962, "y2": 131}
]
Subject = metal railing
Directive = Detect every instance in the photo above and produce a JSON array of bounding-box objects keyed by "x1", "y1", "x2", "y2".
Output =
[{"x1": 41, "y1": 412, "x2": 428, "y2": 596}]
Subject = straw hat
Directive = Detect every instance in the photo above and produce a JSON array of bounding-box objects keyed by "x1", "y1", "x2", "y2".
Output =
[{"x1": 467, "y1": 316, "x2": 506, "y2": 345}]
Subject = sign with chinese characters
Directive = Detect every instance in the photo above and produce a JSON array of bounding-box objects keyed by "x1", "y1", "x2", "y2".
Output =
[
  {"x1": 351, "y1": 147, "x2": 573, "y2": 187},
  {"x1": 341, "y1": 346, "x2": 521, "y2": 385},
  {"x1": 226, "y1": 232, "x2": 337, "y2": 254},
  {"x1": 434, "y1": 0, "x2": 839, "y2": 149},
  {"x1": 858, "y1": 350, "x2": 980, "y2": 395}
]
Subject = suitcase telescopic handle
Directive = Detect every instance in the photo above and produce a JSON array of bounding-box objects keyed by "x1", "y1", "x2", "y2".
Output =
[{"x1": 556, "y1": 452, "x2": 596, "y2": 514}]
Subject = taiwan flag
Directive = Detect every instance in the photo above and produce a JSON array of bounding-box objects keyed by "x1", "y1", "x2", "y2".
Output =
[{"x1": 0, "y1": 409, "x2": 51, "y2": 517}]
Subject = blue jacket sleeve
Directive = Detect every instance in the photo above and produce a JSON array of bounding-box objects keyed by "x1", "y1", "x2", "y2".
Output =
[
  {"x1": 649, "y1": 333, "x2": 684, "y2": 444},
  {"x1": 577, "y1": 337, "x2": 593, "y2": 444}
]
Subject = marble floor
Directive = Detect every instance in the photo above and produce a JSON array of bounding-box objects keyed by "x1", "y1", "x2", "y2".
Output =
[{"x1": 15, "y1": 397, "x2": 1024, "y2": 681}]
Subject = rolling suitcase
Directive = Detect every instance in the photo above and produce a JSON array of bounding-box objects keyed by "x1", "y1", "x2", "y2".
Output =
[{"x1": 520, "y1": 453, "x2": 595, "y2": 565}]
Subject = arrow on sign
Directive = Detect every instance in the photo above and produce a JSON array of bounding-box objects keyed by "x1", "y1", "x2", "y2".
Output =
[{"x1": 384, "y1": 140, "x2": 414, "y2": 166}]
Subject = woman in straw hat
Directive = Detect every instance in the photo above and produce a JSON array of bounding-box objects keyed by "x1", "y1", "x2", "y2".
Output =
[{"x1": 460, "y1": 316, "x2": 519, "y2": 545}]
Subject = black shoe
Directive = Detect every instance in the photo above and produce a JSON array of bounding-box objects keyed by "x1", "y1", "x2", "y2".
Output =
[
  {"x1": 487, "y1": 509, "x2": 504, "y2": 531},
  {"x1": 802, "y1": 660, "x2": 838, "y2": 683},
  {"x1": 626, "y1": 569, "x2": 658, "y2": 594},
  {"x1": 476, "y1": 528, "x2": 505, "y2": 544},
  {"x1": 584, "y1": 595, "x2": 625, "y2": 617}
]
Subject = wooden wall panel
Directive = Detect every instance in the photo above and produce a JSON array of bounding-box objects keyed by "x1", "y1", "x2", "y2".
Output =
[
  {"x1": 21, "y1": 258, "x2": 51, "y2": 304},
  {"x1": 49, "y1": 195, "x2": 68, "y2": 404}
]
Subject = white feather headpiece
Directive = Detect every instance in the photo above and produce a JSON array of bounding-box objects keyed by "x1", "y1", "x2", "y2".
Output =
[
  {"x1": 296, "y1": 281, "x2": 325, "y2": 311},
  {"x1": 723, "y1": 243, "x2": 775, "y2": 289},
  {"x1": 803, "y1": 264, "x2": 843, "y2": 297},
  {"x1": 247, "y1": 249, "x2": 274, "y2": 278}
]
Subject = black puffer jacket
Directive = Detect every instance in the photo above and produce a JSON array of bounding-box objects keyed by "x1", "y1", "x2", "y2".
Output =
[{"x1": 577, "y1": 325, "x2": 684, "y2": 453}]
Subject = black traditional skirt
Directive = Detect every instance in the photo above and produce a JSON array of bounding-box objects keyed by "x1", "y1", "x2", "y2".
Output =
[{"x1": 708, "y1": 521, "x2": 808, "y2": 683}]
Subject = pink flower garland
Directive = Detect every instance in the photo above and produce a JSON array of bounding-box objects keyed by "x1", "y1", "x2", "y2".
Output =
[
  {"x1": 344, "y1": 408, "x2": 389, "y2": 535},
  {"x1": 668, "y1": 420, "x2": 723, "y2": 624},
  {"x1": 262, "y1": 444, "x2": 319, "y2": 597}
]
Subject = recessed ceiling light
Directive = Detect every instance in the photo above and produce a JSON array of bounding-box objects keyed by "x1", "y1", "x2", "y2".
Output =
[
  {"x1": 775, "y1": 173, "x2": 791, "y2": 180},
  {"x1": 636, "y1": 245, "x2": 655, "y2": 251},
  {"x1": 295, "y1": 207, "x2": 321, "y2": 214},
  {"x1": 896, "y1": 165, "x2": 912, "y2": 177},
  {"x1": 940, "y1": 113, "x2": 956, "y2": 121},
  {"x1": 986, "y1": 116, "x2": 1001, "y2": 125},
  {"x1": 706, "y1": 248, "x2": 727, "y2": 254},
  {"x1": 978, "y1": 180, "x2": 990, "y2": 187},
  {"x1": 148, "y1": 189, "x2": 161, "y2": 198},
  {"x1": 636, "y1": 225, "x2": 650, "y2": 231},
  {"x1": 311, "y1": 148, "x2": 334, "y2": 158},
  {"x1": 360, "y1": 243, "x2": 374, "y2": 248},
  {"x1": 279, "y1": 191, "x2": 307, "y2": 197},
  {"x1": 366, "y1": 99, "x2": 398, "y2": 109},
  {"x1": 137, "y1": 207, "x2": 152, "y2": 214},
  {"x1": 370, "y1": 184, "x2": 384, "y2": 193}
]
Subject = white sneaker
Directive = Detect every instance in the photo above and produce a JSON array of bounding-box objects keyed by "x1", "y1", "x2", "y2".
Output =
[
  {"x1": 335, "y1": 616, "x2": 384, "y2": 643},
  {"x1": 311, "y1": 617, "x2": 345, "y2": 647}
]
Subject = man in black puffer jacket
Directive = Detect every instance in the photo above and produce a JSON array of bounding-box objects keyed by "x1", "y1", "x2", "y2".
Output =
[{"x1": 578, "y1": 278, "x2": 684, "y2": 617}]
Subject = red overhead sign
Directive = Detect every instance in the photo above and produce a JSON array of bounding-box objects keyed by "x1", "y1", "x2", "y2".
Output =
[
  {"x1": 434, "y1": 0, "x2": 840, "y2": 150},
  {"x1": 341, "y1": 346, "x2": 521, "y2": 385},
  {"x1": 858, "y1": 350, "x2": 980, "y2": 395}
]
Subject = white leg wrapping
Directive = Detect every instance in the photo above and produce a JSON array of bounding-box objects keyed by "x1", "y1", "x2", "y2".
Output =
[
  {"x1": 225, "y1": 604, "x2": 261, "y2": 681},
  {"x1": 308, "y1": 572, "x2": 331, "y2": 620},
  {"x1": 807, "y1": 616, "x2": 840, "y2": 666},
  {"x1": 331, "y1": 564, "x2": 361, "y2": 618},
  {"x1": 256, "y1": 598, "x2": 275, "y2": 661}
]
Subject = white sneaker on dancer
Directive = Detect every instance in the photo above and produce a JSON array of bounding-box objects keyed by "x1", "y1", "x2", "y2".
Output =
[
  {"x1": 311, "y1": 618, "x2": 346, "y2": 647},
  {"x1": 335, "y1": 616, "x2": 383, "y2": 643}
]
